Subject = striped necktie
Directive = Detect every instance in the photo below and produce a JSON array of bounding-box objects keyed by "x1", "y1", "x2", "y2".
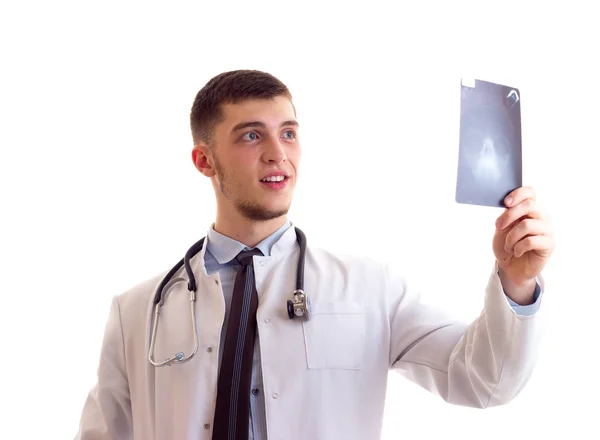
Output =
[{"x1": 212, "y1": 248, "x2": 263, "y2": 440}]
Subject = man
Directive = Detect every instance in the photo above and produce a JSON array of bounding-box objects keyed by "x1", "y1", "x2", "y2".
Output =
[{"x1": 76, "y1": 70, "x2": 555, "y2": 440}]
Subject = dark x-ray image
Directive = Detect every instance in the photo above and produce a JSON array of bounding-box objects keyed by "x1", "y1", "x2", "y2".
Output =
[{"x1": 455, "y1": 78, "x2": 523, "y2": 208}]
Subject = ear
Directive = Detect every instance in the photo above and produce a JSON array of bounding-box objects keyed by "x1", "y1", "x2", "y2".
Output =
[{"x1": 192, "y1": 144, "x2": 216, "y2": 177}]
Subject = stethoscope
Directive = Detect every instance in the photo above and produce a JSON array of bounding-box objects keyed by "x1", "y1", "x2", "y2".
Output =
[{"x1": 148, "y1": 226, "x2": 311, "y2": 367}]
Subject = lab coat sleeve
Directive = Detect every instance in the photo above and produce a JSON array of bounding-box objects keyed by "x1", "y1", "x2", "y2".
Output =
[
  {"x1": 388, "y1": 261, "x2": 545, "y2": 408},
  {"x1": 75, "y1": 296, "x2": 133, "y2": 440}
]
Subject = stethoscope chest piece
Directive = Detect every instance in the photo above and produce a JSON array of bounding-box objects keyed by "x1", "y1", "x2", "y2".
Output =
[{"x1": 287, "y1": 289, "x2": 312, "y2": 320}]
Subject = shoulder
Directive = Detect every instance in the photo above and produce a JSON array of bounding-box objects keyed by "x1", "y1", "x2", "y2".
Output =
[
  {"x1": 306, "y1": 245, "x2": 388, "y2": 276},
  {"x1": 113, "y1": 269, "x2": 169, "y2": 325},
  {"x1": 304, "y1": 245, "x2": 413, "y2": 295}
]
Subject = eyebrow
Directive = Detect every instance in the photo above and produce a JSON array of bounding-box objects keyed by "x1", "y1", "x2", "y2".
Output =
[{"x1": 230, "y1": 120, "x2": 299, "y2": 134}]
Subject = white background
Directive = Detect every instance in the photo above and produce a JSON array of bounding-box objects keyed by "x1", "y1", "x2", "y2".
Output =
[{"x1": 1, "y1": 1, "x2": 599, "y2": 438}]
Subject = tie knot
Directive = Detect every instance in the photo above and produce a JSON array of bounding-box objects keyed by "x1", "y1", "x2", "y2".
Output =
[{"x1": 235, "y1": 248, "x2": 263, "y2": 267}]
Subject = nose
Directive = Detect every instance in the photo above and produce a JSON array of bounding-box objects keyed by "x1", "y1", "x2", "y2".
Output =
[{"x1": 262, "y1": 137, "x2": 287, "y2": 164}]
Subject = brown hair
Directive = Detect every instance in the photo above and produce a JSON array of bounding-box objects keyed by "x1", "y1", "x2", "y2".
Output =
[{"x1": 190, "y1": 70, "x2": 293, "y2": 146}]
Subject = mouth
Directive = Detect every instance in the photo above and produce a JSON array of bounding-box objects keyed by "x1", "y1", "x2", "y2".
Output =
[{"x1": 260, "y1": 174, "x2": 289, "y2": 190}]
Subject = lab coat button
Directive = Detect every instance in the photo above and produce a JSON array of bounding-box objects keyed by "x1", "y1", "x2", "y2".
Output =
[
  {"x1": 206, "y1": 347, "x2": 213, "y2": 353},
  {"x1": 204, "y1": 423, "x2": 210, "y2": 430},
  {"x1": 272, "y1": 392, "x2": 278, "y2": 399},
  {"x1": 259, "y1": 260, "x2": 266, "y2": 266},
  {"x1": 252, "y1": 388, "x2": 260, "y2": 395},
  {"x1": 264, "y1": 318, "x2": 270, "y2": 324}
]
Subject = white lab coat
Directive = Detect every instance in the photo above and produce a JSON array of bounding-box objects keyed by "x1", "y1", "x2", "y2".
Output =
[{"x1": 76, "y1": 225, "x2": 545, "y2": 440}]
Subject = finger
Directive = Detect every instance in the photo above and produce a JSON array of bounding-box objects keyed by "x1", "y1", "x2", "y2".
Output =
[
  {"x1": 513, "y1": 234, "x2": 555, "y2": 258},
  {"x1": 496, "y1": 198, "x2": 543, "y2": 230},
  {"x1": 504, "y1": 218, "x2": 553, "y2": 253},
  {"x1": 504, "y1": 186, "x2": 536, "y2": 208}
]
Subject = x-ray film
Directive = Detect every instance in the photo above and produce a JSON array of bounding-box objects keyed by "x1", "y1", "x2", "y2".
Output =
[{"x1": 455, "y1": 78, "x2": 523, "y2": 208}]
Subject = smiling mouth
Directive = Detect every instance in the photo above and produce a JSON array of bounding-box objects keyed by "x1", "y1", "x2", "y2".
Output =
[
  {"x1": 261, "y1": 175, "x2": 286, "y2": 183},
  {"x1": 259, "y1": 176, "x2": 289, "y2": 189}
]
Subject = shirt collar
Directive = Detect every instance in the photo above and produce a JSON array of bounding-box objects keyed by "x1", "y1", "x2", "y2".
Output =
[{"x1": 206, "y1": 219, "x2": 292, "y2": 264}]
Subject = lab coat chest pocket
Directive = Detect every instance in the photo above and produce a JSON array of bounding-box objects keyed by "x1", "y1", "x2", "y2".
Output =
[{"x1": 301, "y1": 301, "x2": 365, "y2": 370}]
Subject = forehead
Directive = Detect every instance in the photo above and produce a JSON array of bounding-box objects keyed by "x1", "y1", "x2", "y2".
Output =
[{"x1": 219, "y1": 96, "x2": 297, "y2": 128}]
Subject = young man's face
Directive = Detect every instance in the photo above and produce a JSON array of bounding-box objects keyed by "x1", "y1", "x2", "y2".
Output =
[{"x1": 195, "y1": 96, "x2": 301, "y2": 221}]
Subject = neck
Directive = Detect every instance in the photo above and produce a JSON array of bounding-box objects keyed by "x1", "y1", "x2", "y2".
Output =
[{"x1": 213, "y1": 212, "x2": 287, "y2": 248}]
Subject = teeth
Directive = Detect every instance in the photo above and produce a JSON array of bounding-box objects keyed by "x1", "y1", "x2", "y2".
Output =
[{"x1": 262, "y1": 175, "x2": 285, "y2": 182}]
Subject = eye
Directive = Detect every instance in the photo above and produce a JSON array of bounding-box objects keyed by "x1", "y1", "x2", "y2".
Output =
[
  {"x1": 242, "y1": 131, "x2": 259, "y2": 141},
  {"x1": 282, "y1": 130, "x2": 296, "y2": 140}
]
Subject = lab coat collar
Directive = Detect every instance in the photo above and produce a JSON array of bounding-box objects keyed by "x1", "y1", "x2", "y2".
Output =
[{"x1": 269, "y1": 220, "x2": 299, "y2": 259}]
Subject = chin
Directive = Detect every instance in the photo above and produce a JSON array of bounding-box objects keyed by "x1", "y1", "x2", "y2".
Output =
[{"x1": 240, "y1": 203, "x2": 290, "y2": 222}]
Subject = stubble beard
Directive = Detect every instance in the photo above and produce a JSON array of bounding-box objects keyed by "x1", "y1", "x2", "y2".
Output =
[{"x1": 214, "y1": 156, "x2": 290, "y2": 222}]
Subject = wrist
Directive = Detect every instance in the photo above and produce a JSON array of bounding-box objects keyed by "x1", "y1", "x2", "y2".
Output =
[{"x1": 498, "y1": 269, "x2": 537, "y2": 305}]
